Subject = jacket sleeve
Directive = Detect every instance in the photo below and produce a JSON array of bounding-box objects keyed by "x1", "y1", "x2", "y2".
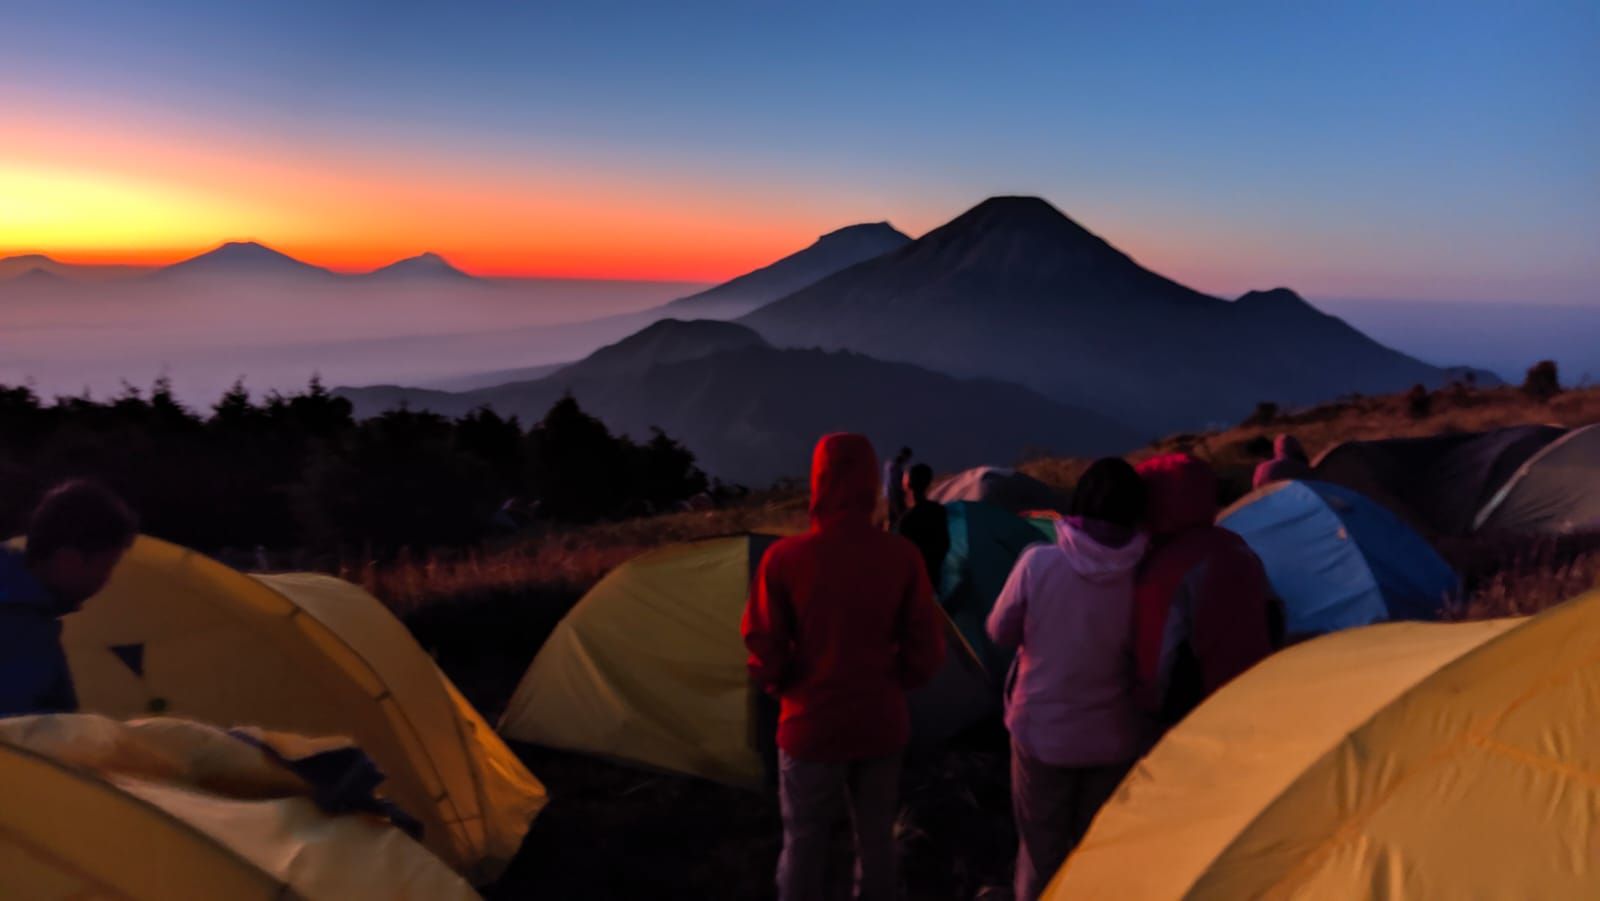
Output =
[
  {"x1": 0, "y1": 614, "x2": 77, "y2": 718},
  {"x1": 986, "y1": 549, "x2": 1031, "y2": 651},
  {"x1": 741, "y1": 552, "x2": 795, "y2": 695},
  {"x1": 897, "y1": 553, "x2": 946, "y2": 689},
  {"x1": 1190, "y1": 542, "x2": 1275, "y2": 693}
]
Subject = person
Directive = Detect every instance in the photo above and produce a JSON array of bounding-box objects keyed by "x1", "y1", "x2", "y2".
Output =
[
  {"x1": 743, "y1": 433, "x2": 947, "y2": 901},
  {"x1": 1252, "y1": 433, "x2": 1312, "y2": 489},
  {"x1": 0, "y1": 480, "x2": 138, "y2": 718},
  {"x1": 883, "y1": 446, "x2": 913, "y2": 530},
  {"x1": 986, "y1": 458, "x2": 1149, "y2": 901},
  {"x1": 1135, "y1": 453, "x2": 1276, "y2": 735},
  {"x1": 896, "y1": 463, "x2": 949, "y2": 587}
]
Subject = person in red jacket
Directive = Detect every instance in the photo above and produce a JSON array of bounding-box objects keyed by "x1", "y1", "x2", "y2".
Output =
[
  {"x1": 1133, "y1": 453, "x2": 1277, "y2": 736},
  {"x1": 743, "y1": 433, "x2": 947, "y2": 901}
]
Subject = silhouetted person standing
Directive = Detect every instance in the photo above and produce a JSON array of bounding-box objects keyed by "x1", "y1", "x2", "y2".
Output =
[
  {"x1": 883, "y1": 446, "x2": 913, "y2": 530},
  {"x1": 896, "y1": 463, "x2": 949, "y2": 587},
  {"x1": 987, "y1": 458, "x2": 1149, "y2": 901},
  {"x1": 1252, "y1": 434, "x2": 1312, "y2": 489},
  {"x1": 743, "y1": 434, "x2": 946, "y2": 901},
  {"x1": 0, "y1": 481, "x2": 138, "y2": 717}
]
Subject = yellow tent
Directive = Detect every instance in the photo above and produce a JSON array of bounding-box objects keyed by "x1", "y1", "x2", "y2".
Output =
[
  {"x1": 500, "y1": 535, "x2": 992, "y2": 788},
  {"x1": 57, "y1": 536, "x2": 545, "y2": 882},
  {"x1": 0, "y1": 714, "x2": 479, "y2": 901},
  {"x1": 1047, "y1": 588, "x2": 1600, "y2": 900}
]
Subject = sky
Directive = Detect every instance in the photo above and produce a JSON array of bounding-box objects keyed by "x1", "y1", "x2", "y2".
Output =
[{"x1": 1, "y1": 1, "x2": 1595, "y2": 300}]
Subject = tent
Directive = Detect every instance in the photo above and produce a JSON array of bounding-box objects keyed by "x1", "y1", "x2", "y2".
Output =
[
  {"x1": 929, "y1": 466, "x2": 1071, "y2": 515},
  {"x1": 58, "y1": 536, "x2": 545, "y2": 882},
  {"x1": 499, "y1": 534, "x2": 992, "y2": 788},
  {"x1": 1474, "y1": 423, "x2": 1600, "y2": 534},
  {"x1": 938, "y1": 501, "x2": 1056, "y2": 675},
  {"x1": 0, "y1": 714, "x2": 479, "y2": 901},
  {"x1": 1218, "y1": 481, "x2": 1457, "y2": 636},
  {"x1": 1311, "y1": 425, "x2": 1565, "y2": 536},
  {"x1": 1047, "y1": 587, "x2": 1600, "y2": 900}
]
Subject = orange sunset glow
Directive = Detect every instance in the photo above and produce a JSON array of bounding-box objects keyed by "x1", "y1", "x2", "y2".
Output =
[{"x1": 2, "y1": 103, "x2": 871, "y2": 281}]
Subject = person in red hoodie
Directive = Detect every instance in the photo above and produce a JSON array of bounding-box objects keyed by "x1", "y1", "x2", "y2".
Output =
[
  {"x1": 743, "y1": 433, "x2": 947, "y2": 901},
  {"x1": 1133, "y1": 453, "x2": 1278, "y2": 736}
]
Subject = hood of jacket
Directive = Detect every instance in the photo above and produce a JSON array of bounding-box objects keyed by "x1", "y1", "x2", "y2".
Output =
[
  {"x1": 1274, "y1": 433, "x2": 1308, "y2": 462},
  {"x1": 1138, "y1": 453, "x2": 1219, "y2": 538},
  {"x1": 1054, "y1": 516, "x2": 1148, "y2": 581},
  {"x1": 809, "y1": 433, "x2": 880, "y2": 529}
]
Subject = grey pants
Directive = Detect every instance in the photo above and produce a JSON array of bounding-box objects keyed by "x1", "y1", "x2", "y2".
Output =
[
  {"x1": 1010, "y1": 743, "x2": 1129, "y2": 901},
  {"x1": 777, "y1": 750, "x2": 902, "y2": 901}
]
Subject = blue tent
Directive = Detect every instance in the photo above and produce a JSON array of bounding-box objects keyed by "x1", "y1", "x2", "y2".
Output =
[
  {"x1": 1219, "y1": 480, "x2": 1458, "y2": 636},
  {"x1": 937, "y1": 501, "x2": 1056, "y2": 677}
]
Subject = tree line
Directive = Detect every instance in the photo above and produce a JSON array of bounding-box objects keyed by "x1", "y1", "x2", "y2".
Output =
[{"x1": 0, "y1": 378, "x2": 709, "y2": 553}]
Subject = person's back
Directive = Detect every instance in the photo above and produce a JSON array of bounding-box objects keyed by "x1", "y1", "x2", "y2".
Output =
[
  {"x1": 987, "y1": 458, "x2": 1148, "y2": 901},
  {"x1": 1252, "y1": 433, "x2": 1312, "y2": 489},
  {"x1": 988, "y1": 496, "x2": 1148, "y2": 767},
  {"x1": 896, "y1": 463, "x2": 950, "y2": 588},
  {"x1": 1137, "y1": 454, "x2": 1275, "y2": 730},
  {"x1": 0, "y1": 480, "x2": 138, "y2": 718},
  {"x1": 743, "y1": 434, "x2": 945, "y2": 901}
]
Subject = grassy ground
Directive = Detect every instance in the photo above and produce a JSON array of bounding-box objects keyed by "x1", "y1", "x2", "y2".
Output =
[{"x1": 369, "y1": 385, "x2": 1600, "y2": 900}]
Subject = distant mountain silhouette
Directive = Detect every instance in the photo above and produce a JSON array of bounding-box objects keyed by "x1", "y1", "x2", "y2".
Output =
[
  {"x1": 663, "y1": 222, "x2": 910, "y2": 319},
  {"x1": 741, "y1": 196, "x2": 1480, "y2": 431},
  {"x1": 363, "y1": 252, "x2": 472, "y2": 280},
  {"x1": 0, "y1": 267, "x2": 71, "y2": 290},
  {"x1": 338, "y1": 319, "x2": 1140, "y2": 485},
  {"x1": 0, "y1": 253, "x2": 151, "y2": 282},
  {"x1": 156, "y1": 242, "x2": 333, "y2": 279}
]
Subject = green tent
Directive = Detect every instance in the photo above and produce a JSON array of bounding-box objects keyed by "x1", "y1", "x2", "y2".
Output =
[{"x1": 937, "y1": 501, "x2": 1057, "y2": 677}]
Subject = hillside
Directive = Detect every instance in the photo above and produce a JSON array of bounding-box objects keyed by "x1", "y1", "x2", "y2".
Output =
[
  {"x1": 339, "y1": 319, "x2": 1141, "y2": 485},
  {"x1": 741, "y1": 196, "x2": 1486, "y2": 433},
  {"x1": 663, "y1": 222, "x2": 910, "y2": 319}
]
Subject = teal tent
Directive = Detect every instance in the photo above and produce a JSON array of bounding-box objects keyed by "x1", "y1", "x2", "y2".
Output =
[
  {"x1": 1219, "y1": 480, "x2": 1458, "y2": 637},
  {"x1": 937, "y1": 501, "x2": 1056, "y2": 677}
]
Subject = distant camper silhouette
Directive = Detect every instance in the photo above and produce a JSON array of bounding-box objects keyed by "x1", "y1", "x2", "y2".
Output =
[
  {"x1": 883, "y1": 446, "x2": 914, "y2": 529},
  {"x1": 897, "y1": 463, "x2": 950, "y2": 587},
  {"x1": 1252, "y1": 434, "x2": 1312, "y2": 489}
]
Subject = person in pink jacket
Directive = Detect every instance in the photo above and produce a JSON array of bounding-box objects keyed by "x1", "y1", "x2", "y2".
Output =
[{"x1": 986, "y1": 458, "x2": 1149, "y2": 901}]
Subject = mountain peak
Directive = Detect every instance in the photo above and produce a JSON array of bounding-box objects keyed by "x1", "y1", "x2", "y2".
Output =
[
  {"x1": 367, "y1": 251, "x2": 471, "y2": 279},
  {"x1": 816, "y1": 222, "x2": 903, "y2": 243},
  {"x1": 162, "y1": 241, "x2": 328, "y2": 277},
  {"x1": 1, "y1": 253, "x2": 56, "y2": 266}
]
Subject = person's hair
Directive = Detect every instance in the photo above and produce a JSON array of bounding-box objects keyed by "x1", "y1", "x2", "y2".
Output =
[
  {"x1": 1070, "y1": 458, "x2": 1147, "y2": 530},
  {"x1": 26, "y1": 480, "x2": 139, "y2": 565},
  {"x1": 898, "y1": 447, "x2": 913, "y2": 460},
  {"x1": 907, "y1": 463, "x2": 934, "y2": 495}
]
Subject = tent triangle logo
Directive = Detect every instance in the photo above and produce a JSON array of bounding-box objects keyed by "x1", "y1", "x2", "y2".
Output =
[{"x1": 109, "y1": 643, "x2": 146, "y2": 678}]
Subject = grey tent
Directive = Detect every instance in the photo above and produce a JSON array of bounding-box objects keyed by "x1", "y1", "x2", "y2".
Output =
[
  {"x1": 1312, "y1": 425, "x2": 1566, "y2": 536},
  {"x1": 1473, "y1": 424, "x2": 1600, "y2": 535},
  {"x1": 929, "y1": 466, "x2": 1071, "y2": 514}
]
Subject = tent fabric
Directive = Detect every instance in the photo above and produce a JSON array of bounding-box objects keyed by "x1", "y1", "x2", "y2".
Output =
[
  {"x1": 0, "y1": 714, "x2": 478, "y2": 901},
  {"x1": 1474, "y1": 423, "x2": 1600, "y2": 534},
  {"x1": 1219, "y1": 481, "x2": 1457, "y2": 636},
  {"x1": 929, "y1": 467, "x2": 1071, "y2": 515},
  {"x1": 1047, "y1": 588, "x2": 1600, "y2": 900},
  {"x1": 1312, "y1": 425, "x2": 1565, "y2": 536},
  {"x1": 499, "y1": 534, "x2": 990, "y2": 789},
  {"x1": 939, "y1": 501, "x2": 1060, "y2": 676},
  {"x1": 57, "y1": 536, "x2": 545, "y2": 882}
]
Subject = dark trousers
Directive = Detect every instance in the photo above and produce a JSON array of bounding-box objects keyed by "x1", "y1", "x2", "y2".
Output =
[
  {"x1": 1009, "y1": 742, "x2": 1129, "y2": 901},
  {"x1": 777, "y1": 750, "x2": 902, "y2": 901}
]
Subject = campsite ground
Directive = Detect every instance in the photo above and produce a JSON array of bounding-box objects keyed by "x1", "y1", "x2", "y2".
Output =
[{"x1": 381, "y1": 385, "x2": 1600, "y2": 900}]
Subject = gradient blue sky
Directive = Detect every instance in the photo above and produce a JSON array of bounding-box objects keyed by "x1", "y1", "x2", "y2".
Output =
[{"x1": 3, "y1": 1, "x2": 1596, "y2": 301}]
